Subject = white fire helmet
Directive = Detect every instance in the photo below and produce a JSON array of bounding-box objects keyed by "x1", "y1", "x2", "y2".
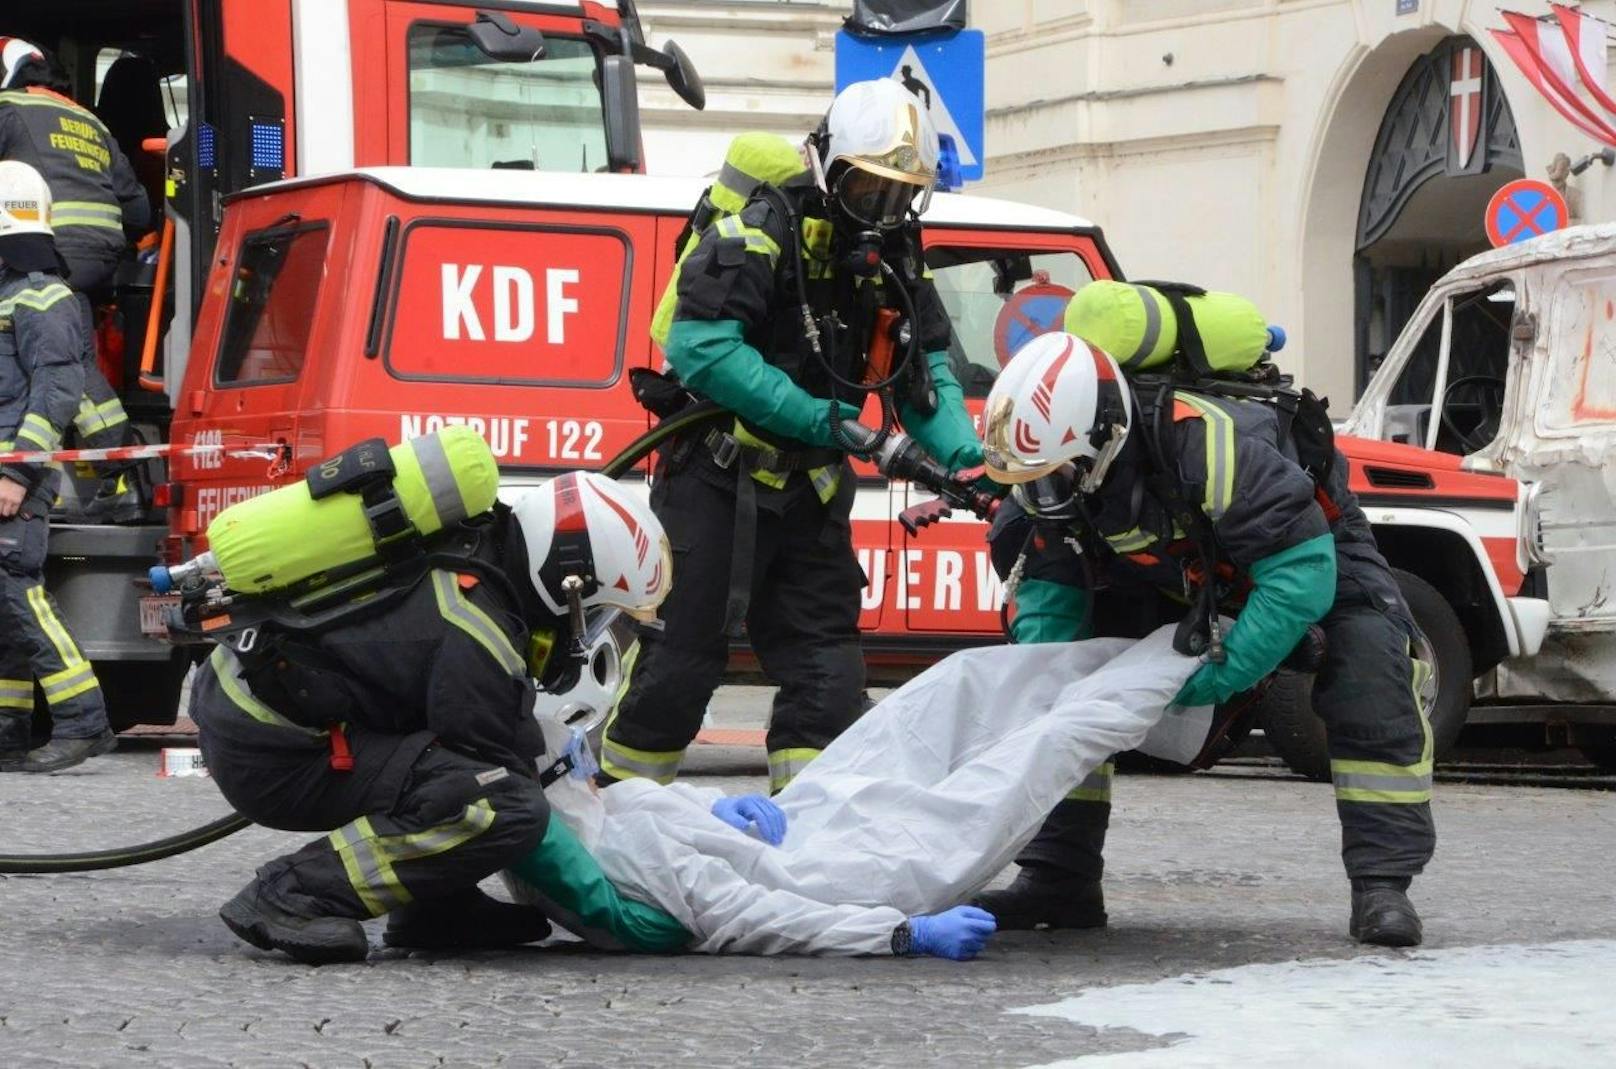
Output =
[
  {"x1": 0, "y1": 38, "x2": 45, "y2": 91},
  {"x1": 813, "y1": 78, "x2": 939, "y2": 229},
  {"x1": 982, "y1": 331, "x2": 1133, "y2": 491},
  {"x1": 0, "y1": 160, "x2": 53, "y2": 239},
  {"x1": 512, "y1": 472, "x2": 672, "y2": 623}
]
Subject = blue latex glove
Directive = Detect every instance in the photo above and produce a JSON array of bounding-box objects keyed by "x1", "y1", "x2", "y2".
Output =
[
  {"x1": 1174, "y1": 532, "x2": 1338, "y2": 708},
  {"x1": 908, "y1": 906, "x2": 997, "y2": 961},
  {"x1": 711, "y1": 794, "x2": 788, "y2": 845}
]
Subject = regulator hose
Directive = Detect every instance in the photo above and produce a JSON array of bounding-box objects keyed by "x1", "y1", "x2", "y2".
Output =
[{"x1": 0, "y1": 404, "x2": 733, "y2": 875}]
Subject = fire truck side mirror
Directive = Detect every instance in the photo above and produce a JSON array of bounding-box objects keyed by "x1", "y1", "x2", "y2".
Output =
[
  {"x1": 602, "y1": 55, "x2": 644, "y2": 174},
  {"x1": 469, "y1": 11, "x2": 547, "y2": 63},
  {"x1": 661, "y1": 40, "x2": 706, "y2": 111}
]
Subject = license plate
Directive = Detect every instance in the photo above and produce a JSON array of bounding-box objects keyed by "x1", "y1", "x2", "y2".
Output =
[{"x1": 139, "y1": 595, "x2": 181, "y2": 637}]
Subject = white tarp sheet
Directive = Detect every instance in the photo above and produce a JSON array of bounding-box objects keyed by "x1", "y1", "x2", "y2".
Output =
[{"x1": 522, "y1": 626, "x2": 1202, "y2": 956}]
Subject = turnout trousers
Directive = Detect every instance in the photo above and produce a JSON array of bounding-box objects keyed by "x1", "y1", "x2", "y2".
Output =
[
  {"x1": 600, "y1": 460, "x2": 867, "y2": 793},
  {"x1": 62, "y1": 252, "x2": 130, "y2": 456},
  {"x1": 1020, "y1": 595, "x2": 1437, "y2": 883},
  {"x1": 192, "y1": 650, "x2": 550, "y2": 919},
  {"x1": 0, "y1": 504, "x2": 107, "y2": 750}
]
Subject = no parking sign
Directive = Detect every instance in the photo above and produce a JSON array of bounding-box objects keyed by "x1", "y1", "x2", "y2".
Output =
[
  {"x1": 992, "y1": 283, "x2": 1075, "y2": 367},
  {"x1": 1485, "y1": 179, "x2": 1569, "y2": 248}
]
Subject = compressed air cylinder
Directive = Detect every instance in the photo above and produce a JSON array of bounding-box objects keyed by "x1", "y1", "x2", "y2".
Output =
[
  {"x1": 1063, "y1": 280, "x2": 1272, "y2": 373},
  {"x1": 206, "y1": 427, "x2": 500, "y2": 594}
]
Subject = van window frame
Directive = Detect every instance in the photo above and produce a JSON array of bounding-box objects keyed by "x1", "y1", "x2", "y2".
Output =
[
  {"x1": 211, "y1": 220, "x2": 331, "y2": 390},
  {"x1": 403, "y1": 19, "x2": 608, "y2": 172},
  {"x1": 379, "y1": 216, "x2": 634, "y2": 389}
]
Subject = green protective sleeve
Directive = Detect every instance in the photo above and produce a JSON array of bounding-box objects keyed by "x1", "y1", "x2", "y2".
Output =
[
  {"x1": 508, "y1": 819, "x2": 692, "y2": 953},
  {"x1": 899, "y1": 351, "x2": 984, "y2": 472},
  {"x1": 666, "y1": 318, "x2": 859, "y2": 448},
  {"x1": 1012, "y1": 578, "x2": 1093, "y2": 644},
  {"x1": 1174, "y1": 532, "x2": 1338, "y2": 707}
]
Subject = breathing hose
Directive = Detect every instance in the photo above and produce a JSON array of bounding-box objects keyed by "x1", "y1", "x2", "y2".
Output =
[{"x1": 0, "y1": 403, "x2": 732, "y2": 875}]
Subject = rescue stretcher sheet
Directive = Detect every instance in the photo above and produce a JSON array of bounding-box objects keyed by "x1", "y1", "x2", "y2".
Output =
[{"x1": 520, "y1": 626, "x2": 1203, "y2": 955}]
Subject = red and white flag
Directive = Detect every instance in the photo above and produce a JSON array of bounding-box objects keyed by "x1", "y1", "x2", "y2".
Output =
[
  {"x1": 1451, "y1": 45, "x2": 1485, "y2": 166},
  {"x1": 1551, "y1": 3, "x2": 1616, "y2": 119},
  {"x1": 1493, "y1": 10, "x2": 1616, "y2": 146}
]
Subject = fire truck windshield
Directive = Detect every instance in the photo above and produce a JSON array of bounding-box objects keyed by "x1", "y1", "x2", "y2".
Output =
[{"x1": 408, "y1": 26, "x2": 608, "y2": 173}]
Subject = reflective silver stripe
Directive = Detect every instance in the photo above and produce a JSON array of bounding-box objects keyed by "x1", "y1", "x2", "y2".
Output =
[
  {"x1": 716, "y1": 160, "x2": 757, "y2": 199},
  {"x1": 601, "y1": 737, "x2": 683, "y2": 784},
  {"x1": 1333, "y1": 769, "x2": 1433, "y2": 795},
  {"x1": 1066, "y1": 760, "x2": 1114, "y2": 802},
  {"x1": 328, "y1": 821, "x2": 411, "y2": 915},
  {"x1": 808, "y1": 465, "x2": 839, "y2": 504},
  {"x1": 766, "y1": 748, "x2": 820, "y2": 792},
  {"x1": 410, "y1": 432, "x2": 464, "y2": 529},
  {"x1": 430, "y1": 571, "x2": 525, "y2": 675},
  {"x1": 40, "y1": 661, "x2": 97, "y2": 701},
  {"x1": 380, "y1": 800, "x2": 497, "y2": 863},
  {"x1": 1125, "y1": 285, "x2": 1162, "y2": 367}
]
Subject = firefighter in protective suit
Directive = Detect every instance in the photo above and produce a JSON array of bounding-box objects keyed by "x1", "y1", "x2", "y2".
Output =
[
  {"x1": 199, "y1": 472, "x2": 695, "y2": 964},
  {"x1": 0, "y1": 39, "x2": 152, "y2": 520},
  {"x1": 0, "y1": 160, "x2": 114, "y2": 773},
  {"x1": 973, "y1": 332, "x2": 1435, "y2": 947},
  {"x1": 598, "y1": 79, "x2": 983, "y2": 794}
]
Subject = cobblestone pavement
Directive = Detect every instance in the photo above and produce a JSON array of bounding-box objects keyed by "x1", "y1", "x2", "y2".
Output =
[{"x1": 1, "y1": 691, "x2": 1613, "y2": 1069}]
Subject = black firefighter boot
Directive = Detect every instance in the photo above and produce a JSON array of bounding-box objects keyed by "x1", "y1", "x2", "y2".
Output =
[
  {"x1": 383, "y1": 885, "x2": 553, "y2": 951},
  {"x1": 219, "y1": 878, "x2": 370, "y2": 965},
  {"x1": 971, "y1": 864, "x2": 1108, "y2": 931},
  {"x1": 20, "y1": 729, "x2": 116, "y2": 773},
  {"x1": 1350, "y1": 878, "x2": 1423, "y2": 947}
]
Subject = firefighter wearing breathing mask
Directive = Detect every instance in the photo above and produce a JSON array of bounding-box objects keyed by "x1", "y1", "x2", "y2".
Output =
[
  {"x1": 973, "y1": 332, "x2": 1435, "y2": 948},
  {"x1": 598, "y1": 79, "x2": 982, "y2": 795}
]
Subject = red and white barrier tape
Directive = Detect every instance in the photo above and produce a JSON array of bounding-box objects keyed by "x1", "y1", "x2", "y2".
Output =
[{"x1": 0, "y1": 441, "x2": 285, "y2": 469}]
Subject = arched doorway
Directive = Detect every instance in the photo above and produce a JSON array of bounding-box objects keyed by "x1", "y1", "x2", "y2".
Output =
[{"x1": 1354, "y1": 38, "x2": 1522, "y2": 389}]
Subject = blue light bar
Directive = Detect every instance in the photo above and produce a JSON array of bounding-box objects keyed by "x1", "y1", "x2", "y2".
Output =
[{"x1": 250, "y1": 122, "x2": 284, "y2": 171}]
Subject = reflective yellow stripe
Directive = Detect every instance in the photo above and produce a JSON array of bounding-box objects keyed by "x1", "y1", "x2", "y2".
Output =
[
  {"x1": 8, "y1": 283, "x2": 75, "y2": 313},
  {"x1": 430, "y1": 571, "x2": 525, "y2": 676},
  {"x1": 808, "y1": 465, "x2": 841, "y2": 504},
  {"x1": 732, "y1": 422, "x2": 789, "y2": 490},
  {"x1": 328, "y1": 818, "x2": 410, "y2": 916},
  {"x1": 1334, "y1": 645, "x2": 1434, "y2": 805},
  {"x1": 51, "y1": 215, "x2": 123, "y2": 232},
  {"x1": 0, "y1": 91, "x2": 98, "y2": 119},
  {"x1": 1104, "y1": 527, "x2": 1156, "y2": 553},
  {"x1": 208, "y1": 648, "x2": 324, "y2": 735},
  {"x1": 601, "y1": 736, "x2": 683, "y2": 785},
  {"x1": 26, "y1": 585, "x2": 81, "y2": 667},
  {"x1": 1176, "y1": 393, "x2": 1236, "y2": 520},
  {"x1": 1065, "y1": 760, "x2": 1114, "y2": 803},
  {"x1": 0, "y1": 679, "x2": 31, "y2": 711},
  {"x1": 52, "y1": 200, "x2": 121, "y2": 218},
  {"x1": 41, "y1": 661, "x2": 99, "y2": 704},
  {"x1": 378, "y1": 800, "x2": 496, "y2": 864},
  {"x1": 767, "y1": 747, "x2": 821, "y2": 793},
  {"x1": 713, "y1": 216, "x2": 781, "y2": 260}
]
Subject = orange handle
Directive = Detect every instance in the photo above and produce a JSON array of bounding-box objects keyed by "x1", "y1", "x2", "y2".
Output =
[
  {"x1": 138, "y1": 217, "x2": 175, "y2": 392},
  {"x1": 141, "y1": 136, "x2": 167, "y2": 157},
  {"x1": 864, "y1": 308, "x2": 900, "y2": 387}
]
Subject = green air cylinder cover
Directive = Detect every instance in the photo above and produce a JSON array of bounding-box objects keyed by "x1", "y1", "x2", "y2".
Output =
[
  {"x1": 206, "y1": 426, "x2": 501, "y2": 594},
  {"x1": 1063, "y1": 280, "x2": 1271, "y2": 373},
  {"x1": 651, "y1": 131, "x2": 808, "y2": 348}
]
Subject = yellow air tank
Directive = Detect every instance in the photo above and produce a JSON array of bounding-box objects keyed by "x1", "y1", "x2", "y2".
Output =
[
  {"x1": 205, "y1": 427, "x2": 500, "y2": 594},
  {"x1": 1063, "y1": 280, "x2": 1272, "y2": 374}
]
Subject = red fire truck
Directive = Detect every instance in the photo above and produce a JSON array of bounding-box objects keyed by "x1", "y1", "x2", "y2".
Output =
[{"x1": 11, "y1": 0, "x2": 704, "y2": 725}]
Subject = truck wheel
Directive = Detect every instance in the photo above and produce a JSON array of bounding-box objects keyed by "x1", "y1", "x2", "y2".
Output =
[
  {"x1": 96, "y1": 656, "x2": 192, "y2": 733},
  {"x1": 1258, "y1": 568, "x2": 1473, "y2": 782}
]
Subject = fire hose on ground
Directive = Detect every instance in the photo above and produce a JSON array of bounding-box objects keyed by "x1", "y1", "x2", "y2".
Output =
[{"x1": 0, "y1": 402, "x2": 993, "y2": 874}]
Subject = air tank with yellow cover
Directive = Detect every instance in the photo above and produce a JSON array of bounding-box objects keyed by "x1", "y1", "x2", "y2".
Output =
[
  {"x1": 204, "y1": 427, "x2": 500, "y2": 594},
  {"x1": 1062, "y1": 280, "x2": 1273, "y2": 374}
]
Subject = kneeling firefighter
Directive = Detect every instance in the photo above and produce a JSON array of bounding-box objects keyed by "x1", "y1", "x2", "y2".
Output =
[
  {"x1": 601, "y1": 79, "x2": 985, "y2": 793},
  {"x1": 167, "y1": 430, "x2": 697, "y2": 963},
  {"x1": 973, "y1": 295, "x2": 1435, "y2": 947}
]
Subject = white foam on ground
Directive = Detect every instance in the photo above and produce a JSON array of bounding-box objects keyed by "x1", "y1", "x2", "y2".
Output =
[{"x1": 1010, "y1": 940, "x2": 1616, "y2": 1068}]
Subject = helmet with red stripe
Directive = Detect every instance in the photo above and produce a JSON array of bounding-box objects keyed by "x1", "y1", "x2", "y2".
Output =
[
  {"x1": 512, "y1": 472, "x2": 671, "y2": 622},
  {"x1": 981, "y1": 331, "x2": 1132, "y2": 492}
]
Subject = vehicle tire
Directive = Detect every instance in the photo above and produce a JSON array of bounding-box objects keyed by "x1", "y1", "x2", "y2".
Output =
[
  {"x1": 1258, "y1": 568, "x2": 1474, "y2": 782},
  {"x1": 96, "y1": 656, "x2": 192, "y2": 732}
]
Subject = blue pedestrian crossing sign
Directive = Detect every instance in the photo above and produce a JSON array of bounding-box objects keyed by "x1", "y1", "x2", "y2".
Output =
[{"x1": 835, "y1": 29, "x2": 986, "y2": 182}]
